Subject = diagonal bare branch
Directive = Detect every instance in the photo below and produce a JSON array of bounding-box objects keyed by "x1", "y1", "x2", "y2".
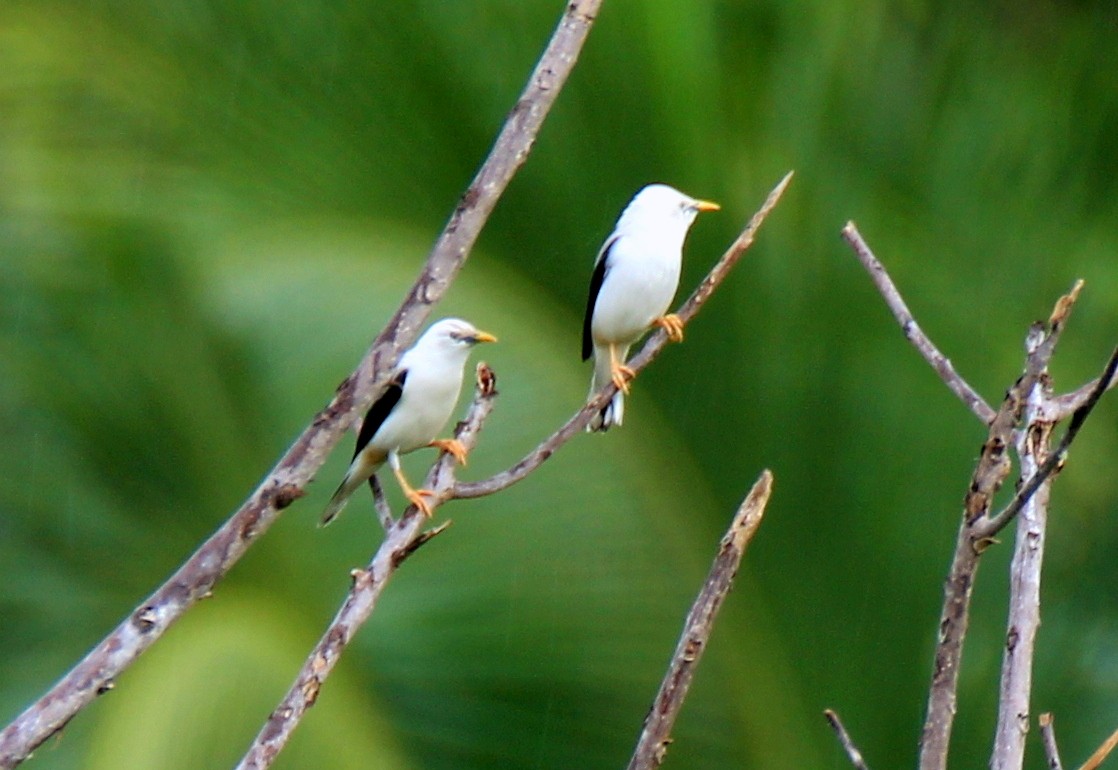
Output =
[
  {"x1": 1079, "y1": 723, "x2": 1118, "y2": 770},
  {"x1": 825, "y1": 709, "x2": 873, "y2": 770},
  {"x1": 0, "y1": 3, "x2": 603, "y2": 765},
  {"x1": 625, "y1": 470, "x2": 773, "y2": 770},
  {"x1": 841, "y1": 222, "x2": 996, "y2": 425}
]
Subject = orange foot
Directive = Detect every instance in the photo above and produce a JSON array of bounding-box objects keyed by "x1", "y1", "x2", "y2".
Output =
[
  {"x1": 611, "y1": 363, "x2": 635, "y2": 394},
  {"x1": 404, "y1": 487, "x2": 437, "y2": 517},
  {"x1": 653, "y1": 313, "x2": 685, "y2": 343},
  {"x1": 430, "y1": 438, "x2": 468, "y2": 465},
  {"x1": 609, "y1": 344, "x2": 634, "y2": 394}
]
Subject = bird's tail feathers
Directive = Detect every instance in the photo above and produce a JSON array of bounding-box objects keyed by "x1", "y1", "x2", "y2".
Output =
[
  {"x1": 319, "y1": 471, "x2": 362, "y2": 527},
  {"x1": 587, "y1": 390, "x2": 624, "y2": 432}
]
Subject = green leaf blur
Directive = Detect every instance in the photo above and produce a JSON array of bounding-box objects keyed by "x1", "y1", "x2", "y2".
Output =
[{"x1": 2, "y1": 1, "x2": 1116, "y2": 768}]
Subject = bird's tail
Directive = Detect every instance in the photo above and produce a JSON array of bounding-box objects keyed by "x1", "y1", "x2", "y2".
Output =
[
  {"x1": 319, "y1": 470, "x2": 364, "y2": 527},
  {"x1": 586, "y1": 348, "x2": 626, "y2": 432}
]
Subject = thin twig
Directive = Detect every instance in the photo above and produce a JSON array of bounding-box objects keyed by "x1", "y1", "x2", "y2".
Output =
[
  {"x1": 1043, "y1": 364, "x2": 1118, "y2": 420},
  {"x1": 454, "y1": 171, "x2": 793, "y2": 500},
  {"x1": 841, "y1": 222, "x2": 996, "y2": 424},
  {"x1": 824, "y1": 709, "x2": 872, "y2": 770},
  {"x1": 369, "y1": 476, "x2": 395, "y2": 531},
  {"x1": 0, "y1": 3, "x2": 602, "y2": 766},
  {"x1": 1079, "y1": 723, "x2": 1118, "y2": 770},
  {"x1": 625, "y1": 470, "x2": 773, "y2": 770},
  {"x1": 235, "y1": 367, "x2": 498, "y2": 770},
  {"x1": 1039, "y1": 714, "x2": 1065, "y2": 770}
]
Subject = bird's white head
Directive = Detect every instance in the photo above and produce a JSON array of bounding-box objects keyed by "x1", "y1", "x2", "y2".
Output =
[
  {"x1": 416, "y1": 318, "x2": 498, "y2": 359},
  {"x1": 616, "y1": 184, "x2": 720, "y2": 235}
]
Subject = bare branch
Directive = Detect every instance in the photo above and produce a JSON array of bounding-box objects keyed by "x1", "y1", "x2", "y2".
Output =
[
  {"x1": 454, "y1": 172, "x2": 794, "y2": 500},
  {"x1": 841, "y1": 222, "x2": 996, "y2": 425},
  {"x1": 979, "y1": 345, "x2": 1118, "y2": 539},
  {"x1": 918, "y1": 519, "x2": 982, "y2": 770},
  {"x1": 235, "y1": 369, "x2": 498, "y2": 770},
  {"x1": 368, "y1": 476, "x2": 395, "y2": 531},
  {"x1": 1079, "y1": 724, "x2": 1118, "y2": 770},
  {"x1": 0, "y1": 3, "x2": 602, "y2": 765},
  {"x1": 625, "y1": 470, "x2": 773, "y2": 770},
  {"x1": 1044, "y1": 367, "x2": 1118, "y2": 420},
  {"x1": 990, "y1": 387, "x2": 1054, "y2": 770},
  {"x1": 918, "y1": 280, "x2": 1088, "y2": 770},
  {"x1": 824, "y1": 709, "x2": 872, "y2": 770},
  {"x1": 1039, "y1": 714, "x2": 1065, "y2": 770}
]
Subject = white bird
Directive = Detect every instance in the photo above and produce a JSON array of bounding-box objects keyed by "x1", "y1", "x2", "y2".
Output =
[
  {"x1": 320, "y1": 318, "x2": 497, "y2": 525},
  {"x1": 582, "y1": 184, "x2": 719, "y2": 431}
]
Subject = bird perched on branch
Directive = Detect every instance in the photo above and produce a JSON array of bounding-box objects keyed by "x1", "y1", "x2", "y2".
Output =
[
  {"x1": 582, "y1": 184, "x2": 719, "y2": 431},
  {"x1": 320, "y1": 318, "x2": 497, "y2": 525}
]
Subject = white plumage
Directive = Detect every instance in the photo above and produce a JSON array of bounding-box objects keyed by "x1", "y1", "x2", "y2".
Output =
[
  {"x1": 320, "y1": 318, "x2": 497, "y2": 525},
  {"x1": 582, "y1": 184, "x2": 719, "y2": 431}
]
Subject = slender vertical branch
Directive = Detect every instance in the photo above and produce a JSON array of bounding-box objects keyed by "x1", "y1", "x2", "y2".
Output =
[
  {"x1": 0, "y1": 3, "x2": 603, "y2": 766},
  {"x1": 989, "y1": 282, "x2": 1097, "y2": 770},
  {"x1": 625, "y1": 470, "x2": 773, "y2": 770},
  {"x1": 991, "y1": 388, "x2": 1054, "y2": 770},
  {"x1": 1038, "y1": 714, "x2": 1065, "y2": 770}
]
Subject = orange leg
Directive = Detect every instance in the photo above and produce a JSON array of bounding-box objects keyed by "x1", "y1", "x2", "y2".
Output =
[
  {"x1": 609, "y1": 344, "x2": 634, "y2": 394},
  {"x1": 388, "y1": 452, "x2": 435, "y2": 517},
  {"x1": 429, "y1": 437, "x2": 468, "y2": 466}
]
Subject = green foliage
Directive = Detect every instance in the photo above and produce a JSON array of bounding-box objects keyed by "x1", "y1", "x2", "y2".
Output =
[{"x1": 2, "y1": 0, "x2": 1116, "y2": 768}]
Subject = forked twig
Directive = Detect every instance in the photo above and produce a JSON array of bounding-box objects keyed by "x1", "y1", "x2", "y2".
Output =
[{"x1": 842, "y1": 225, "x2": 1117, "y2": 770}]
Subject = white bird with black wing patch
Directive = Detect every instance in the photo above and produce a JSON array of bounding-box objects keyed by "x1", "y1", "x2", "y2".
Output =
[
  {"x1": 583, "y1": 184, "x2": 719, "y2": 431},
  {"x1": 320, "y1": 318, "x2": 497, "y2": 525}
]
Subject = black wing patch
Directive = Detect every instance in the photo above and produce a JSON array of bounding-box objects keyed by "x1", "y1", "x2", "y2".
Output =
[
  {"x1": 352, "y1": 369, "x2": 407, "y2": 459},
  {"x1": 582, "y1": 238, "x2": 615, "y2": 361}
]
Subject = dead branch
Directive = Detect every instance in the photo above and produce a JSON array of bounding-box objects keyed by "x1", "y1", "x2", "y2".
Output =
[
  {"x1": 841, "y1": 222, "x2": 996, "y2": 424},
  {"x1": 235, "y1": 366, "x2": 498, "y2": 770},
  {"x1": 1079, "y1": 723, "x2": 1118, "y2": 770},
  {"x1": 625, "y1": 471, "x2": 772, "y2": 770},
  {"x1": 842, "y1": 226, "x2": 1118, "y2": 770},
  {"x1": 980, "y1": 345, "x2": 1118, "y2": 539},
  {"x1": 0, "y1": 2, "x2": 602, "y2": 765},
  {"x1": 824, "y1": 709, "x2": 872, "y2": 770},
  {"x1": 916, "y1": 282, "x2": 1085, "y2": 770}
]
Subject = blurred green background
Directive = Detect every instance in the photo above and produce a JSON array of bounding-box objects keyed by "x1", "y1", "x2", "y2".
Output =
[{"x1": 2, "y1": 0, "x2": 1117, "y2": 767}]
